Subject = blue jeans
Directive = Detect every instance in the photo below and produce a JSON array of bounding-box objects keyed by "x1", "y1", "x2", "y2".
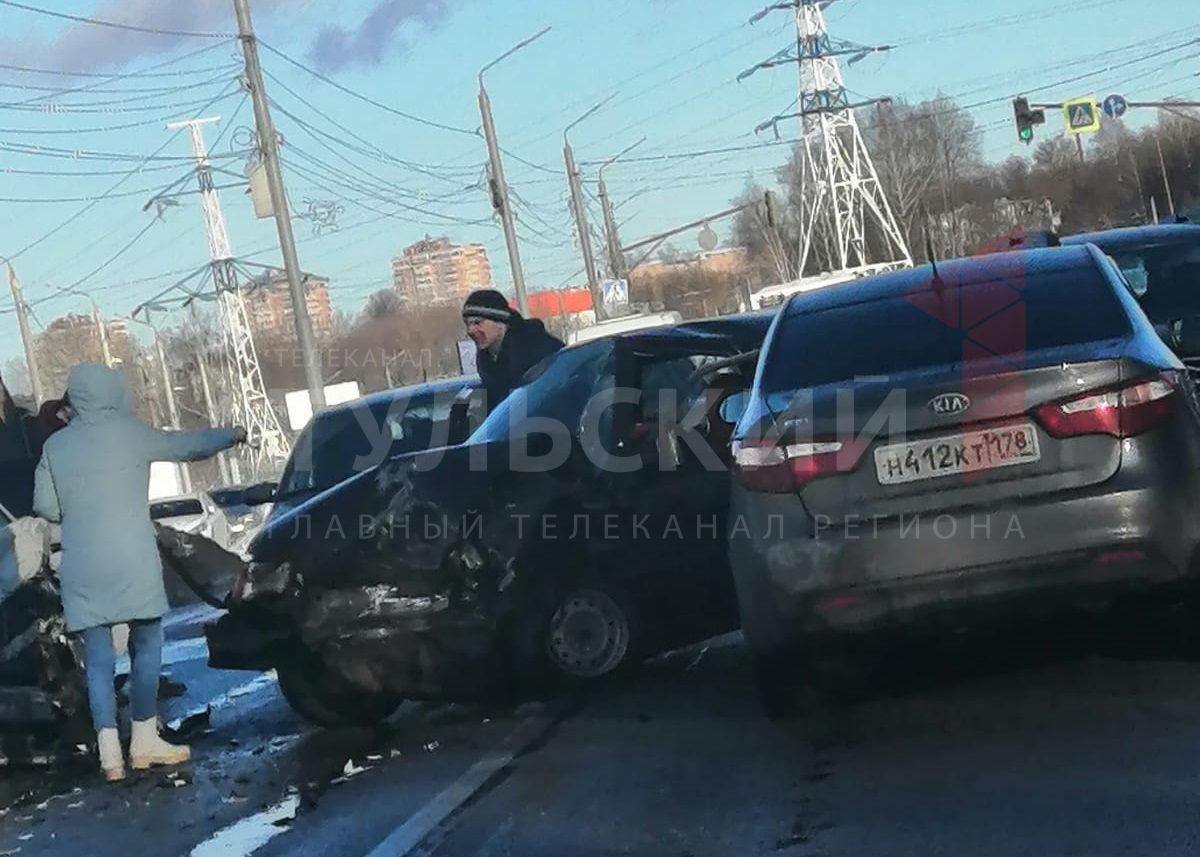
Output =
[{"x1": 80, "y1": 619, "x2": 164, "y2": 729}]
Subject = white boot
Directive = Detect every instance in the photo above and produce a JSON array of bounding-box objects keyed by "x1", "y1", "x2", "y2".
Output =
[
  {"x1": 97, "y1": 727, "x2": 125, "y2": 782},
  {"x1": 129, "y1": 717, "x2": 190, "y2": 770}
]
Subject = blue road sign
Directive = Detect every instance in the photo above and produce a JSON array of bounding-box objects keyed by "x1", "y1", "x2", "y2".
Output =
[{"x1": 1103, "y1": 94, "x2": 1128, "y2": 119}]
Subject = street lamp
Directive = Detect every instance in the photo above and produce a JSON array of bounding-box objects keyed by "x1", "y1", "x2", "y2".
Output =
[
  {"x1": 597, "y1": 136, "x2": 646, "y2": 284},
  {"x1": 57, "y1": 285, "x2": 113, "y2": 367},
  {"x1": 478, "y1": 27, "x2": 551, "y2": 317},
  {"x1": 563, "y1": 96, "x2": 615, "y2": 319},
  {"x1": 2, "y1": 255, "x2": 44, "y2": 404}
]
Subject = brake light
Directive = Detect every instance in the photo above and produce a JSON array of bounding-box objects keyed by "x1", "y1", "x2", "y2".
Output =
[
  {"x1": 732, "y1": 438, "x2": 859, "y2": 493},
  {"x1": 1035, "y1": 372, "x2": 1178, "y2": 438}
]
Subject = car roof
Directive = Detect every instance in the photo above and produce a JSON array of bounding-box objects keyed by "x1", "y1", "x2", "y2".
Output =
[
  {"x1": 313, "y1": 375, "x2": 479, "y2": 422},
  {"x1": 618, "y1": 311, "x2": 777, "y2": 349},
  {"x1": 1061, "y1": 223, "x2": 1200, "y2": 250},
  {"x1": 780, "y1": 245, "x2": 1099, "y2": 317}
]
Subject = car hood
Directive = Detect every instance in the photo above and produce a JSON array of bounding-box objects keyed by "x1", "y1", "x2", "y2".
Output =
[
  {"x1": 246, "y1": 437, "x2": 574, "y2": 605},
  {"x1": 250, "y1": 441, "x2": 500, "y2": 566}
]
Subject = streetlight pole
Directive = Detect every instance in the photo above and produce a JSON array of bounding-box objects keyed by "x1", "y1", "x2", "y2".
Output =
[
  {"x1": 597, "y1": 136, "x2": 646, "y2": 284},
  {"x1": 564, "y1": 98, "x2": 613, "y2": 321},
  {"x1": 59, "y1": 287, "x2": 112, "y2": 367},
  {"x1": 4, "y1": 258, "x2": 44, "y2": 405},
  {"x1": 478, "y1": 28, "x2": 550, "y2": 317}
]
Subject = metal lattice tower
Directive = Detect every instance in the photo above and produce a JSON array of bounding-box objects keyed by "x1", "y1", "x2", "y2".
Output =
[
  {"x1": 744, "y1": 0, "x2": 912, "y2": 277},
  {"x1": 168, "y1": 116, "x2": 289, "y2": 479}
]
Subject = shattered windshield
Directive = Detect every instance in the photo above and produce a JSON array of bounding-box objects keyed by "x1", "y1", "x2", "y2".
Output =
[
  {"x1": 468, "y1": 341, "x2": 615, "y2": 443},
  {"x1": 1108, "y1": 238, "x2": 1200, "y2": 322}
]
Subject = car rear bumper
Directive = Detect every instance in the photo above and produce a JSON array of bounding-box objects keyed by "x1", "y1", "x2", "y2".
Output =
[{"x1": 730, "y1": 483, "x2": 1200, "y2": 646}]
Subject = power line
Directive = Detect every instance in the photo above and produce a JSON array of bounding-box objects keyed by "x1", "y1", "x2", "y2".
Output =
[
  {"x1": 262, "y1": 75, "x2": 482, "y2": 179},
  {"x1": 0, "y1": 71, "x2": 240, "y2": 112},
  {"x1": 59, "y1": 218, "x2": 161, "y2": 294},
  {"x1": 3, "y1": 77, "x2": 241, "y2": 264},
  {"x1": 0, "y1": 140, "x2": 245, "y2": 163},
  {"x1": 257, "y1": 40, "x2": 477, "y2": 137},
  {"x1": 0, "y1": 0, "x2": 230, "y2": 38},
  {"x1": 581, "y1": 138, "x2": 798, "y2": 166},
  {"x1": 0, "y1": 41, "x2": 235, "y2": 79}
]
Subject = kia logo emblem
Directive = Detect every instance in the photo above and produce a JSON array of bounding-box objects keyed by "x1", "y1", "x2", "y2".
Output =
[{"x1": 929, "y1": 393, "x2": 970, "y2": 416}]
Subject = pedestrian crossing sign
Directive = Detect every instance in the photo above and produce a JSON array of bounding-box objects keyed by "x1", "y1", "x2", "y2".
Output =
[{"x1": 1063, "y1": 97, "x2": 1100, "y2": 134}]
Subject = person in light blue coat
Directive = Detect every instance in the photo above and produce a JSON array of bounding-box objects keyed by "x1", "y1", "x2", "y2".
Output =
[{"x1": 33, "y1": 362, "x2": 245, "y2": 782}]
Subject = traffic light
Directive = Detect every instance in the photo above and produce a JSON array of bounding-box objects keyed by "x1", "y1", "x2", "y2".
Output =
[{"x1": 1012, "y1": 97, "x2": 1045, "y2": 145}]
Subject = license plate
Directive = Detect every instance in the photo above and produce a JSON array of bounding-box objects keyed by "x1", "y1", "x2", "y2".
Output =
[{"x1": 873, "y1": 423, "x2": 1041, "y2": 486}]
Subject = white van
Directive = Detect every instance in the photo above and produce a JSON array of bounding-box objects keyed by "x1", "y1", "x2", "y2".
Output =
[{"x1": 566, "y1": 310, "x2": 684, "y2": 345}]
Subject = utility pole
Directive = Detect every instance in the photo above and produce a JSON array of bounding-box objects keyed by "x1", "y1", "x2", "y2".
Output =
[
  {"x1": 564, "y1": 100, "x2": 611, "y2": 321},
  {"x1": 478, "y1": 29, "x2": 548, "y2": 317},
  {"x1": 93, "y1": 300, "x2": 112, "y2": 367},
  {"x1": 233, "y1": 0, "x2": 325, "y2": 412},
  {"x1": 1155, "y1": 134, "x2": 1176, "y2": 216},
  {"x1": 5, "y1": 261, "x2": 44, "y2": 405},
  {"x1": 597, "y1": 137, "x2": 645, "y2": 284},
  {"x1": 155, "y1": 331, "x2": 192, "y2": 493}
]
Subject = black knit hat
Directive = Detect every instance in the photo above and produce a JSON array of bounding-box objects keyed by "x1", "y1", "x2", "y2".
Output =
[{"x1": 462, "y1": 289, "x2": 515, "y2": 324}]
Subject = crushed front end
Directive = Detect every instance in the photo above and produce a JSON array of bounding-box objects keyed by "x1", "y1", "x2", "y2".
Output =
[{"x1": 202, "y1": 444, "x2": 551, "y2": 703}]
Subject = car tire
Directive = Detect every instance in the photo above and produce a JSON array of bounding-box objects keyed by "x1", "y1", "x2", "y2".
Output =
[
  {"x1": 515, "y1": 579, "x2": 641, "y2": 689},
  {"x1": 276, "y1": 662, "x2": 403, "y2": 729}
]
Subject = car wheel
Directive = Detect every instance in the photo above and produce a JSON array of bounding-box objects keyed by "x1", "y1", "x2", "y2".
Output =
[
  {"x1": 516, "y1": 581, "x2": 640, "y2": 688},
  {"x1": 545, "y1": 586, "x2": 635, "y2": 679},
  {"x1": 276, "y1": 662, "x2": 403, "y2": 729}
]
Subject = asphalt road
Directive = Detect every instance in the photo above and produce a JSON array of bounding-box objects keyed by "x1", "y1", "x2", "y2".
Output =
[{"x1": 5, "y1": 612, "x2": 1200, "y2": 857}]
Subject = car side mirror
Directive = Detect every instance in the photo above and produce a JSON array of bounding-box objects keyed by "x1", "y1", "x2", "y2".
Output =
[
  {"x1": 719, "y1": 390, "x2": 749, "y2": 424},
  {"x1": 242, "y1": 481, "x2": 277, "y2": 506},
  {"x1": 1170, "y1": 316, "x2": 1200, "y2": 356}
]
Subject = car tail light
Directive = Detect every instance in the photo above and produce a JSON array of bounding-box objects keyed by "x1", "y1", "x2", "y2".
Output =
[
  {"x1": 732, "y1": 438, "x2": 861, "y2": 493},
  {"x1": 1035, "y1": 372, "x2": 1179, "y2": 439}
]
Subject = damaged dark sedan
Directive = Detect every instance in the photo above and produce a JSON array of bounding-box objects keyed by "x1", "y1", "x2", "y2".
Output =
[{"x1": 204, "y1": 316, "x2": 771, "y2": 727}]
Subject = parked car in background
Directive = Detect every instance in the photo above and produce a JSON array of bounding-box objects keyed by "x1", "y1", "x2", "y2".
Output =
[
  {"x1": 1061, "y1": 223, "x2": 1200, "y2": 357},
  {"x1": 728, "y1": 244, "x2": 1200, "y2": 717},
  {"x1": 248, "y1": 375, "x2": 482, "y2": 523},
  {"x1": 205, "y1": 316, "x2": 772, "y2": 728},
  {"x1": 150, "y1": 492, "x2": 231, "y2": 549}
]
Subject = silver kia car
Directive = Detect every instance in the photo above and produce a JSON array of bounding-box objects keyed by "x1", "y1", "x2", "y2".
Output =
[{"x1": 727, "y1": 243, "x2": 1200, "y2": 716}]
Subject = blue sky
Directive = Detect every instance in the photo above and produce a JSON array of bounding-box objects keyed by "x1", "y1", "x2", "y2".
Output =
[{"x1": 0, "y1": 0, "x2": 1197, "y2": 367}]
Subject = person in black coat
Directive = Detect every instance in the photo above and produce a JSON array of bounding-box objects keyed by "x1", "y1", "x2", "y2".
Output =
[{"x1": 462, "y1": 289, "x2": 564, "y2": 413}]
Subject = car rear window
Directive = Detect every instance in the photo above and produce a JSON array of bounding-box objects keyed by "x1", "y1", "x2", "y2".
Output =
[
  {"x1": 761, "y1": 262, "x2": 1132, "y2": 391},
  {"x1": 1104, "y1": 238, "x2": 1200, "y2": 321},
  {"x1": 150, "y1": 499, "x2": 204, "y2": 519}
]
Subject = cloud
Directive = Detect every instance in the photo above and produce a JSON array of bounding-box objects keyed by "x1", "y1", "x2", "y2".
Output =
[
  {"x1": 0, "y1": 0, "x2": 301, "y2": 73},
  {"x1": 307, "y1": 0, "x2": 452, "y2": 73}
]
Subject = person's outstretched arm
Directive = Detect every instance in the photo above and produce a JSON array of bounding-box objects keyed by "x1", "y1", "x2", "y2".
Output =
[
  {"x1": 32, "y1": 453, "x2": 61, "y2": 523},
  {"x1": 141, "y1": 424, "x2": 245, "y2": 463}
]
